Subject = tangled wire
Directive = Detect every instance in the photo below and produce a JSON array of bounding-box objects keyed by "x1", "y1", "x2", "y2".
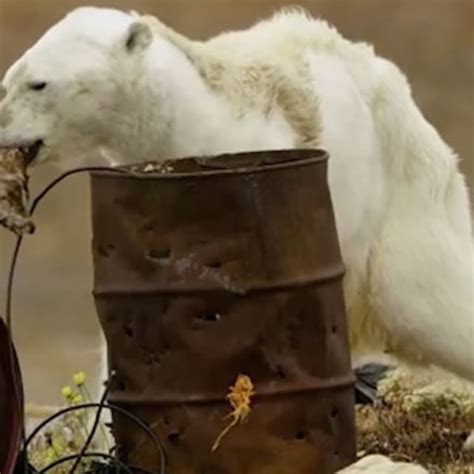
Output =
[{"x1": 3, "y1": 166, "x2": 167, "y2": 474}]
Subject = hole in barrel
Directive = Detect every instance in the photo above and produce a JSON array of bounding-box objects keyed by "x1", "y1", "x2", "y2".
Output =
[
  {"x1": 97, "y1": 245, "x2": 109, "y2": 257},
  {"x1": 331, "y1": 407, "x2": 339, "y2": 418},
  {"x1": 276, "y1": 365, "x2": 286, "y2": 379},
  {"x1": 331, "y1": 324, "x2": 337, "y2": 334},
  {"x1": 160, "y1": 299, "x2": 169, "y2": 314},
  {"x1": 197, "y1": 312, "x2": 221, "y2": 322},
  {"x1": 146, "y1": 248, "x2": 171, "y2": 264},
  {"x1": 295, "y1": 430, "x2": 307, "y2": 440},
  {"x1": 145, "y1": 352, "x2": 158, "y2": 366},
  {"x1": 168, "y1": 432, "x2": 181, "y2": 445},
  {"x1": 124, "y1": 325, "x2": 134, "y2": 338}
]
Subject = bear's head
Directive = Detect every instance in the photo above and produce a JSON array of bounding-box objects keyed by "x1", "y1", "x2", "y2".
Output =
[{"x1": 0, "y1": 7, "x2": 161, "y2": 168}]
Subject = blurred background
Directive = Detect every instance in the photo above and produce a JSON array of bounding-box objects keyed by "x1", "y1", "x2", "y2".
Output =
[{"x1": 0, "y1": 0, "x2": 473, "y2": 409}]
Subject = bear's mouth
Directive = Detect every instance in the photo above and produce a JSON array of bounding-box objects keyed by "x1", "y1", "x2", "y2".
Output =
[{"x1": 19, "y1": 140, "x2": 44, "y2": 166}]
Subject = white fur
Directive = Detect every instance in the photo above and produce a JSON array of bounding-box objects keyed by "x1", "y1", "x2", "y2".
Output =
[{"x1": 1, "y1": 8, "x2": 473, "y2": 392}]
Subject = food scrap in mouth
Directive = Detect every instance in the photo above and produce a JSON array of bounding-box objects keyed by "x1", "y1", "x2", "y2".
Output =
[{"x1": 0, "y1": 148, "x2": 35, "y2": 235}]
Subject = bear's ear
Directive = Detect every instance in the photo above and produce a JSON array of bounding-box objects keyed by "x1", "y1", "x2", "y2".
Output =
[{"x1": 124, "y1": 22, "x2": 153, "y2": 54}]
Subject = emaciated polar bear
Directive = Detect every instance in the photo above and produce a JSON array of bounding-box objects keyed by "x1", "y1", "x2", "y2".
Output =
[{"x1": 0, "y1": 8, "x2": 473, "y2": 384}]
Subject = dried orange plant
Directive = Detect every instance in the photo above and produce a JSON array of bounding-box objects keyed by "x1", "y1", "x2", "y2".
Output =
[{"x1": 212, "y1": 374, "x2": 255, "y2": 452}]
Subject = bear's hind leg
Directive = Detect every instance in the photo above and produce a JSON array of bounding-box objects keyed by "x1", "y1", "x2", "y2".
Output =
[{"x1": 368, "y1": 208, "x2": 474, "y2": 381}]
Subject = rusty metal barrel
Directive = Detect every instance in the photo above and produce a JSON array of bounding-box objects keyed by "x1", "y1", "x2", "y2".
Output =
[{"x1": 90, "y1": 150, "x2": 356, "y2": 473}]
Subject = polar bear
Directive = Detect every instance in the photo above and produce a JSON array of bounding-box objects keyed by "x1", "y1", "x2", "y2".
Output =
[{"x1": 0, "y1": 7, "x2": 473, "y2": 386}]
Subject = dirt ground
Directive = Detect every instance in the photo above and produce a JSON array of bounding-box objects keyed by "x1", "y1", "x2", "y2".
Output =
[{"x1": 0, "y1": 0, "x2": 473, "y2": 411}]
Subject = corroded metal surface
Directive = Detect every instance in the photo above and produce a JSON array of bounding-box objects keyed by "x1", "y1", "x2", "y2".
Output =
[
  {"x1": 0, "y1": 319, "x2": 23, "y2": 474},
  {"x1": 91, "y1": 150, "x2": 356, "y2": 473}
]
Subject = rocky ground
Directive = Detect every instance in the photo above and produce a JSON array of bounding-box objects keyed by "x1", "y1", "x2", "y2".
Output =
[{"x1": 353, "y1": 368, "x2": 474, "y2": 473}]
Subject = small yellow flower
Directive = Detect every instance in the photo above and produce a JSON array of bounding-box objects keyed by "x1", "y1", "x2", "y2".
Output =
[
  {"x1": 61, "y1": 386, "x2": 74, "y2": 400},
  {"x1": 73, "y1": 371, "x2": 87, "y2": 386},
  {"x1": 45, "y1": 447, "x2": 57, "y2": 463},
  {"x1": 72, "y1": 393, "x2": 83, "y2": 405}
]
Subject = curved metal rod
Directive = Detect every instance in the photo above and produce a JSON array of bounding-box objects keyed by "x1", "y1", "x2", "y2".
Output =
[
  {"x1": 2, "y1": 165, "x2": 167, "y2": 473},
  {"x1": 68, "y1": 372, "x2": 114, "y2": 474},
  {"x1": 6, "y1": 166, "x2": 126, "y2": 331},
  {"x1": 25, "y1": 402, "x2": 166, "y2": 473}
]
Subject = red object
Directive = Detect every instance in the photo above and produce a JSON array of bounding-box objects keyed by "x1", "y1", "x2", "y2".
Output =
[{"x1": 0, "y1": 318, "x2": 23, "y2": 474}]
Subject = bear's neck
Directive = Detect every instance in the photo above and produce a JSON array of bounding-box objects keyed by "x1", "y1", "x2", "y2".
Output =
[{"x1": 119, "y1": 37, "x2": 297, "y2": 163}]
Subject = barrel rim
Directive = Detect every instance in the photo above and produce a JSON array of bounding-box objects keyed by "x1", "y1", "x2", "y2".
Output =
[{"x1": 90, "y1": 149, "x2": 328, "y2": 180}]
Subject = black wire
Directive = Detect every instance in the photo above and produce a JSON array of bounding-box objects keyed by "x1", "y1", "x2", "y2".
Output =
[
  {"x1": 24, "y1": 402, "x2": 166, "y2": 473},
  {"x1": 3, "y1": 233, "x2": 25, "y2": 469},
  {"x1": 6, "y1": 166, "x2": 129, "y2": 330},
  {"x1": 1, "y1": 165, "x2": 167, "y2": 473},
  {"x1": 5, "y1": 235, "x2": 22, "y2": 330},
  {"x1": 4, "y1": 166, "x2": 126, "y2": 474},
  {"x1": 68, "y1": 372, "x2": 115, "y2": 474},
  {"x1": 29, "y1": 166, "x2": 128, "y2": 215}
]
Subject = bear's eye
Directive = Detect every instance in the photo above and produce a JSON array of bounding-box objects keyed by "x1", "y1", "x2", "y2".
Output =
[{"x1": 29, "y1": 81, "x2": 48, "y2": 91}]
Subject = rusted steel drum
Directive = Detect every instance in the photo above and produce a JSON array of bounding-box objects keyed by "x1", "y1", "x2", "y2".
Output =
[
  {"x1": 0, "y1": 319, "x2": 23, "y2": 474},
  {"x1": 90, "y1": 150, "x2": 356, "y2": 473}
]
